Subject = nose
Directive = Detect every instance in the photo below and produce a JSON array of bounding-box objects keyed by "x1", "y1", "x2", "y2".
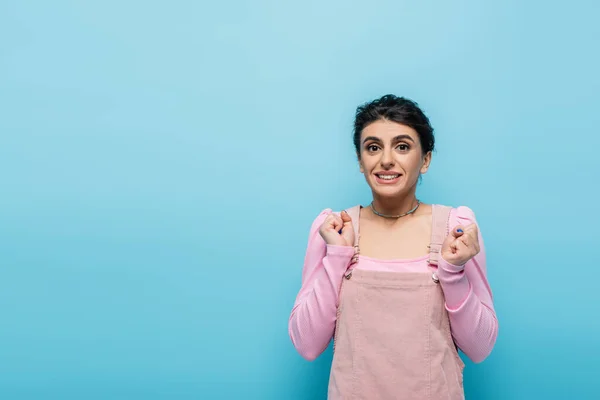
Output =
[{"x1": 380, "y1": 148, "x2": 395, "y2": 169}]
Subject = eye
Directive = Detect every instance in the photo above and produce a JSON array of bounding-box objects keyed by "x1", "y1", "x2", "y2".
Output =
[
  {"x1": 397, "y1": 143, "x2": 410, "y2": 151},
  {"x1": 366, "y1": 144, "x2": 380, "y2": 152}
]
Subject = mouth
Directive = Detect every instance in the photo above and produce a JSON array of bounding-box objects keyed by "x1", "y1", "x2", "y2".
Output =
[{"x1": 374, "y1": 172, "x2": 402, "y2": 184}]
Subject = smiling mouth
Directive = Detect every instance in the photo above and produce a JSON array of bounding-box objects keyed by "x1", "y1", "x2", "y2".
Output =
[{"x1": 375, "y1": 173, "x2": 401, "y2": 181}]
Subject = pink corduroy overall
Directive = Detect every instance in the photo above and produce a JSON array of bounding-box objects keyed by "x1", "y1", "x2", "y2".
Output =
[{"x1": 328, "y1": 205, "x2": 465, "y2": 400}]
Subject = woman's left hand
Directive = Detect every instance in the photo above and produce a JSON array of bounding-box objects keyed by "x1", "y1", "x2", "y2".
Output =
[{"x1": 441, "y1": 224, "x2": 480, "y2": 267}]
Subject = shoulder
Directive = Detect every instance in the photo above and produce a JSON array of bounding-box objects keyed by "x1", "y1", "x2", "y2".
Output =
[
  {"x1": 434, "y1": 204, "x2": 479, "y2": 228},
  {"x1": 451, "y1": 205, "x2": 478, "y2": 224}
]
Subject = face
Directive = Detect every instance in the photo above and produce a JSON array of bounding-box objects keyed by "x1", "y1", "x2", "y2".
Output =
[{"x1": 358, "y1": 120, "x2": 431, "y2": 197}]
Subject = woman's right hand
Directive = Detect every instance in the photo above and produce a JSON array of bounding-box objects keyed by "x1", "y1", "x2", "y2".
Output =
[{"x1": 319, "y1": 210, "x2": 355, "y2": 247}]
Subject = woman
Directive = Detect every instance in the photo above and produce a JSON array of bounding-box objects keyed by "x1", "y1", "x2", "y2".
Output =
[{"x1": 288, "y1": 95, "x2": 498, "y2": 399}]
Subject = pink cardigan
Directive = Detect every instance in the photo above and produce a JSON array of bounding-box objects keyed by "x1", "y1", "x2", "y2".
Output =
[{"x1": 288, "y1": 206, "x2": 498, "y2": 363}]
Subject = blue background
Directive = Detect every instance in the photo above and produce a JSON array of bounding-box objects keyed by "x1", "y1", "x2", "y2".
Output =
[{"x1": 1, "y1": 1, "x2": 599, "y2": 399}]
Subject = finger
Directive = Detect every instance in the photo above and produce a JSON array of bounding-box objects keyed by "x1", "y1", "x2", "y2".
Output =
[
  {"x1": 341, "y1": 211, "x2": 354, "y2": 230},
  {"x1": 463, "y1": 224, "x2": 480, "y2": 247},
  {"x1": 467, "y1": 227, "x2": 479, "y2": 245},
  {"x1": 453, "y1": 238, "x2": 468, "y2": 253},
  {"x1": 442, "y1": 229, "x2": 455, "y2": 249},
  {"x1": 452, "y1": 225, "x2": 465, "y2": 238},
  {"x1": 338, "y1": 211, "x2": 350, "y2": 234},
  {"x1": 450, "y1": 239, "x2": 460, "y2": 254},
  {"x1": 326, "y1": 213, "x2": 343, "y2": 225},
  {"x1": 341, "y1": 210, "x2": 352, "y2": 224},
  {"x1": 329, "y1": 214, "x2": 344, "y2": 232},
  {"x1": 324, "y1": 214, "x2": 337, "y2": 229},
  {"x1": 463, "y1": 223, "x2": 477, "y2": 234}
]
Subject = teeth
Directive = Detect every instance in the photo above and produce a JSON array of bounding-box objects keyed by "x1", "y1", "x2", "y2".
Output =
[{"x1": 379, "y1": 175, "x2": 399, "y2": 180}]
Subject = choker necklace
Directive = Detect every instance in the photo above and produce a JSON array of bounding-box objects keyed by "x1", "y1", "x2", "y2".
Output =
[{"x1": 370, "y1": 200, "x2": 421, "y2": 219}]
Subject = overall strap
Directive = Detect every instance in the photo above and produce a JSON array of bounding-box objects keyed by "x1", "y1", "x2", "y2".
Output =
[{"x1": 428, "y1": 205, "x2": 452, "y2": 266}]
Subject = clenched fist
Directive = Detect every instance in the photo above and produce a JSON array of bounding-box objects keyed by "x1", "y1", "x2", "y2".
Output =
[
  {"x1": 441, "y1": 223, "x2": 480, "y2": 266},
  {"x1": 319, "y1": 211, "x2": 355, "y2": 247}
]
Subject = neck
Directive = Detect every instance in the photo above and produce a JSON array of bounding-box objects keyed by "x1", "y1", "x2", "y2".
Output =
[{"x1": 371, "y1": 192, "x2": 419, "y2": 217}]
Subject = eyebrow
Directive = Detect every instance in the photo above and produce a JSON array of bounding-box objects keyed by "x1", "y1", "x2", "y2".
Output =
[{"x1": 362, "y1": 135, "x2": 415, "y2": 144}]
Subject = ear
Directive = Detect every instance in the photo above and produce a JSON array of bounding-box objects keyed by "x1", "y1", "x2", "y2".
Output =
[{"x1": 420, "y1": 151, "x2": 432, "y2": 174}]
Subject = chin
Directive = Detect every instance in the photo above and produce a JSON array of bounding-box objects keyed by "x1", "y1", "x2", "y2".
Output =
[{"x1": 371, "y1": 186, "x2": 406, "y2": 198}]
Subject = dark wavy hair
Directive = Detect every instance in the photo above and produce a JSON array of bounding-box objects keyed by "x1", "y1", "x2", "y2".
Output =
[{"x1": 353, "y1": 94, "x2": 435, "y2": 158}]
